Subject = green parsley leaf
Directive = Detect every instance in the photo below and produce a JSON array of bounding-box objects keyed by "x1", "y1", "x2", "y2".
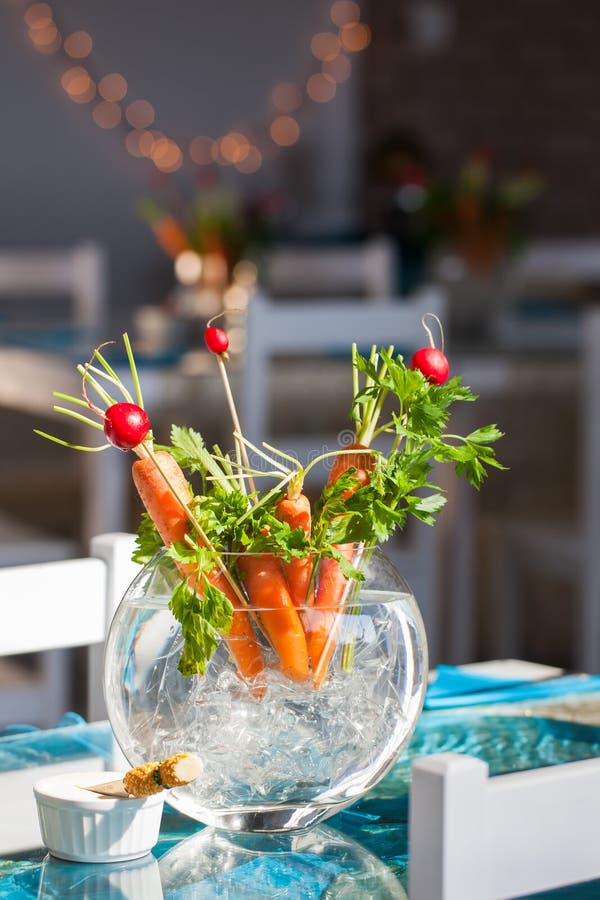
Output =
[
  {"x1": 169, "y1": 575, "x2": 233, "y2": 677},
  {"x1": 132, "y1": 512, "x2": 163, "y2": 564},
  {"x1": 168, "y1": 425, "x2": 232, "y2": 491},
  {"x1": 465, "y1": 424, "x2": 504, "y2": 444}
]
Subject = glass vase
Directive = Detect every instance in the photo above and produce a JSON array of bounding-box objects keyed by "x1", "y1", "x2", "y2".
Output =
[{"x1": 104, "y1": 547, "x2": 427, "y2": 833}]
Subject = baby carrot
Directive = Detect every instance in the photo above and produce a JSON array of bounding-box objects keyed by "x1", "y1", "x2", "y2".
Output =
[
  {"x1": 206, "y1": 570, "x2": 266, "y2": 687},
  {"x1": 305, "y1": 544, "x2": 356, "y2": 688},
  {"x1": 327, "y1": 442, "x2": 374, "y2": 497},
  {"x1": 237, "y1": 554, "x2": 309, "y2": 682},
  {"x1": 274, "y1": 489, "x2": 314, "y2": 608},
  {"x1": 131, "y1": 452, "x2": 266, "y2": 689},
  {"x1": 132, "y1": 450, "x2": 192, "y2": 547},
  {"x1": 307, "y1": 443, "x2": 376, "y2": 686}
]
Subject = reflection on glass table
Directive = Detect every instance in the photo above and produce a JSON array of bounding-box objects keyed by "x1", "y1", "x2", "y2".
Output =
[
  {"x1": 157, "y1": 825, "x2": 406, "y2": 899},
  {"x1": 5, "y1": 697, "x2": 600, "y2": 898}
]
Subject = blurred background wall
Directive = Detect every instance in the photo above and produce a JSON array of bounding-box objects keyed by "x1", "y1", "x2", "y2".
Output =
[
  {"x1": 368, "y1": 0, "x2": 600, "y2": 235},
  {"x1": 0, "y1": 0, "x2": 362, "y2": 331},
  {"x1": 3, "y1": 0, "x2": 600, "y2": 333}
]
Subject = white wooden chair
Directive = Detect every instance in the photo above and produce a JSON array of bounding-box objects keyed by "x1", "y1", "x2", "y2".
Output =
[
  {"x1": 409, "y1": 751, "x2": 600, "y2": 899},
  {"x1": 492, "y1": 239, "x2": 600, "y2": 350},
  {"x1": 491, "y1": 304, "x2": 600, "y2": 673},
  {"x1": 240, "y1": 287, "x2": 451, "y2": 665},
  {"x1": 263, "y1": 236, "x2": 396, "y2": 300},
  {"x1": 0, "y1": 533, "x2": 139, "y2": 729},
  {"x1": 0, "y1": 242, "x2": 106, "y2": 332},
  {"x1": 0, "y1": 242, "x2": 108, "y2": 567}
]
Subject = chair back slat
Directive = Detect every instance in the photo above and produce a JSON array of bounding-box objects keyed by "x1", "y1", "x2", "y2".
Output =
[
  {"x1": 0, "y1": 558, "x2": 107, "y2": 655},
  {"x1": 410, "y1": 751, "x2": 600, "y2": 899},
  {"x1": 242, "y1": 287, "x2": 446, "y2": 446},
  {"x1": 264, "y1": 237, "x2": 395, "y2": 300},
  {"x1": 0, "y1": 534, "x2": 141, "y2": 725},
  {"x1": 0, "y1": 243, "x2": 106, "y2": 329}
]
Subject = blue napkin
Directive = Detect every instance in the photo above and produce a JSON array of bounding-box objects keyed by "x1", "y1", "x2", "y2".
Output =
[
  {"x1": 0, "y1": 714, "x2": 113, "y2": 773},
  {"x1": 0, "y1": 711, "x2": 86, "y2": 737},
  {"x1": 424, "y1": 665, "x2": 600, "y2": 710}
]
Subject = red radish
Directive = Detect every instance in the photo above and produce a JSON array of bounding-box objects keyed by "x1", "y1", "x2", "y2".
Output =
[
  {"x1": 410, "y1": 347, "x2": 449, "y2": 385},
  {"x1": 104, "y1": 402, "x2": 150, "y2": 450},
  {"x1": 410, "y1": 312, "x2": 449, "y2": 385},
  {"x1": 205, "y1": 326, "x2": 229, "y2": 355}
]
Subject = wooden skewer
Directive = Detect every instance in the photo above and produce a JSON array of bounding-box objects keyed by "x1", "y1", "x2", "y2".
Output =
[
  {"x1": 80, "y1": 753, "x2": 203, "y2": 799},
  {"x1": 216, "y1": 354, "x2": 257, "y2": 496}
]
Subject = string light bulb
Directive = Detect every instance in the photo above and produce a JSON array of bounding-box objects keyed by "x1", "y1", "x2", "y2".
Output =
[
  {"x1": 340, "y1": 22, "x2": 371, "y2": 52},
  {"x1": 270, "y1": 116, "x2": 300, "y2": 147},
  {"x1": 330, "y1": 1, "x2": 361, "y2": 27},
  {"x1": 29, "y1": 23, "x2": 61, "y2": 53},
  {"x1": 92, "y1": 101, "x2": 122, "y2": 129},
  {"x1": 99, "y1": 73, "x2": 128, "y2": 102},
  {"x1": 125, "y1": 100, "x2": 155, "y2": 129},
  {"x1": 61, "y1": 66, "x2": 95, "y2": 103},
  {"x1": 63, "y1": 31, "x2": 92, "y2": 59},
  {"x1": 235, "y1": 145, "x2": 262, "y2": 174},
  {"x1": 24, "y1": 3, "x2": 53, "y2": 28},
  {"x1": 137, "y1": 130, "x2": 156, "y2": 157},
  {"x1": 306, "y1": 72, "x2": 336, "y2": 103},
  {"x1": 220, "y1": 132, "x2": 250, "y2": 164},
  {"x1": 151, "y1": 138, "x2": 183, "y2": 172},
  {"x1": 125, "y1": 130, "x2": 150, "y2": 158},
  {"x1": 310, "y1": 32, "x2": 341, "y2": 62},
  {"x1": 322, "y1": 53, "x2": 352, "y2": 83}
]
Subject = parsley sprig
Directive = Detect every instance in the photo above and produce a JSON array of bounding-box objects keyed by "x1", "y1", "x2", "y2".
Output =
[{"x1": 170, "y1": 575, "x2": 234, "y2": 677}]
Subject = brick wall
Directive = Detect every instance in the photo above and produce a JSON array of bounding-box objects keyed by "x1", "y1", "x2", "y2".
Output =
[{"x1": 366, "y1": 0, "x2": 600, "y2": 234}]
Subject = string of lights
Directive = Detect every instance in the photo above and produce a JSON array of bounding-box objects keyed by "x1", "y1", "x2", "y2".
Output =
[{"x1": 22, "y1": 1, "x2": 371, "y2": 176}]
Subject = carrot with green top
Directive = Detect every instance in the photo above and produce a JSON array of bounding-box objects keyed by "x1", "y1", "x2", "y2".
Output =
[{"x1": 274, "y1": 480, "x2": 314, "y2": 608}]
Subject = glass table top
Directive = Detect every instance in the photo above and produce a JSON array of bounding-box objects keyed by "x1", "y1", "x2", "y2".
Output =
[{"x1": 3, "y1": 697, "x2": 600, "y2": 898}]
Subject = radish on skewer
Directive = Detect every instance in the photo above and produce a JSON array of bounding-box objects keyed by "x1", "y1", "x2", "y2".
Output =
[{"x1": 410, "y1": 313, "x2": 450, "y2": 385}]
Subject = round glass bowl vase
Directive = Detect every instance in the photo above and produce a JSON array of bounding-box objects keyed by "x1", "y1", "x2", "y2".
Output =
[{"x1": 104, "y1": 547, "x2": 428, "y2": 833}]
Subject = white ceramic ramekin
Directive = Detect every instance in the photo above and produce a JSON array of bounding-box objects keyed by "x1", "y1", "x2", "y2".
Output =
[{"x1": 33, "y1": 771, "x2": 165, "y2": 863}]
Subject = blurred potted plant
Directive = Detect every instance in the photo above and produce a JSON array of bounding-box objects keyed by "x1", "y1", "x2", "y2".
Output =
[
  {"x1": 138, "y1": 185, "x2": 275, "y2": 285},
  {"x1": 427, "y1": 150, "x2": 544, "y2": 274},
  {"x1": 369, "y1": 136, "x2": 543, "y2": 282},
  {"x1": 134, "y1": 185, "x2": 278, "y2": 357}
]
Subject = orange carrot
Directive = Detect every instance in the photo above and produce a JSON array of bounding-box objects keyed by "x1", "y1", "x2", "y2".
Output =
[
  {"x1": 132, "y1": 451, "x2": 191, "y2": 547},
  {"x1": 304, "y1": 545, "x2": 356, "y2": 686},
  {"x1": 307, "y1": 443, "x2": 376, "y2": 685},
  {"x1": 131, "y1": 452, "x2": 266, "y2": 688},
  {"x1": 327, "y1": 442, "x2": 374, "y2": 497},
  {"x1": 206, "y1": 571, "x2": 266, "y2": 686},
  {"x1": 274, "y1": 490, "x2": 314, "y2": 608},
  {"x1": 237, "y1": 554, "x2": 309, "y2": 682}
]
